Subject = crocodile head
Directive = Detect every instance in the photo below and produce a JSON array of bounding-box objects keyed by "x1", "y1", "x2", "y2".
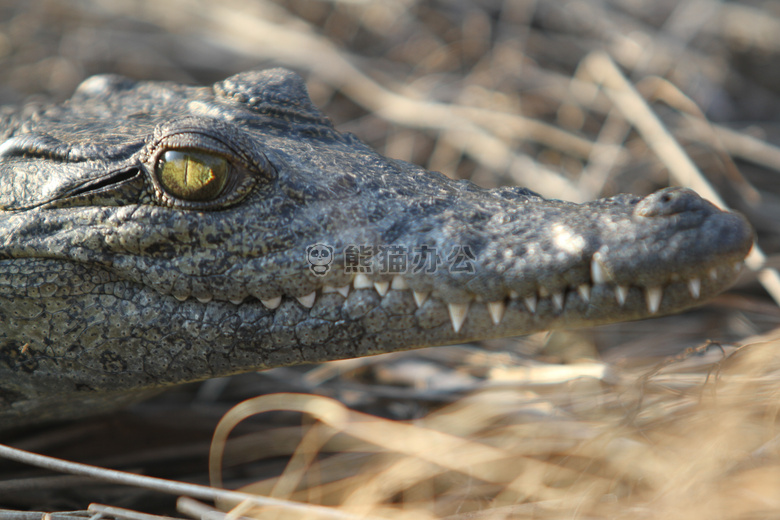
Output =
[{"x1": 0, "y1": 69, "x2": 753, "y2": 426}]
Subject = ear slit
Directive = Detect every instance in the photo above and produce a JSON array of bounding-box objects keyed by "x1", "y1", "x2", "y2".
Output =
[{"x1": 68, "y1": 168, "x2": 142, "y2": 197}]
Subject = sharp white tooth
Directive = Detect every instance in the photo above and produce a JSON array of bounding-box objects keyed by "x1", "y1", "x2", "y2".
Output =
[
  {"x1": 374, "y1": 281, "x2": 390, "y2": 296},
  {"x1": 591, "y1": 254, "x2": 608, "y2": 284},
  {"x1": 229, "y1": 297, "x2": 244, "y2": 305},
  {"x1": 552, "y1": 292, "x2": 564, "y2": 310},
  {"x1": 261, "y1": 296, "x2": 282, "y2": 310},
  {"x1": 524, "y1": 295, "x2": 537, "y2": 313},
  {"x1": 296, "y1": 292, "x2": 317, "y2": 308},
  {"x1": 391, "y1": 275, "x2": 408, "y2": 290},
  {"x1": 709, "y1": 268, "x2": 718, "y2": 281},
  {"x1": 509, "y1": 290, "x2": 520, "y2": 299},
  {"x1": 413, "y1": 291, "x2": 429, "y2": 307},
  {"x1": 688, "y1": 278, "x2": 701, "y2": 299},
  {"x1": 196, "y1": 294, "x2": 213, "y2": 304},
  {"x1": 173, "y1": 293, "x2": 189, "y2": 302},
  {"x1": 578, "y1": 284, "x2": 590, "y2": 302},
  {"x1": 323, "y1": 284, "x2": 350, "y2": 298},
  {"x1": 448, "y1": 302, "x2": 470, "y2": 333},
  {"x1": 354, "y1": 274, "x2": 373, "y2": 289},
  {"x1": 645, "y1": 287, "x2": 663, "y2": 314},
  {"x1": 615, "y1": 285, "x2": 628, "y2": 306},
  {"x1": 487, "y1": 301, "x2": 505, "y2": 325}
]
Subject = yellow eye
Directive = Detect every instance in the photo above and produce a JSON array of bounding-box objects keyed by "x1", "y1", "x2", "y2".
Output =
[{"x1": 156, "y1": 150, "x2": 230, "y2": 201}]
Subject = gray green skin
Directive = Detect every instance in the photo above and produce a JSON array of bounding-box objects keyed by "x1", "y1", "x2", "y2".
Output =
[{"x1": 0, "y1": 69, "x2": 753, "y2": 429}]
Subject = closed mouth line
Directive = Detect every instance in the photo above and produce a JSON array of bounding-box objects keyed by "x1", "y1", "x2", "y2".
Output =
[{"x1": 168, "y1": 259, "x2": 745, "y2": 334}]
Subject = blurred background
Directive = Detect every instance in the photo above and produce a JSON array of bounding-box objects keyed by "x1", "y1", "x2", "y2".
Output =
[{"x1": 2, "y1": 0, "x2": 780, "y2": 518}]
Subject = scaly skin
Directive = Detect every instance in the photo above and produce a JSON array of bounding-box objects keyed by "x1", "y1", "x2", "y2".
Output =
[{"x1": 0, "y1": 69, "x2": 752, "y2": 428}]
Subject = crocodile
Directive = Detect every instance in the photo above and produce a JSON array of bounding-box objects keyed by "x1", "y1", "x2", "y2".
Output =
[{"x1": 0, "y1": 69, "x2": 752, "y2": 429}]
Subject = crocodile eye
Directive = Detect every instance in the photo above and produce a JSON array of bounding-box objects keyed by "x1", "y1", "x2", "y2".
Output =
[{"x1": 156, "y1": 150, "x2": 230, "y2": 201}]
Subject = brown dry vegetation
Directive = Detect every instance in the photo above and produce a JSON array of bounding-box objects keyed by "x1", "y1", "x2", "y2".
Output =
[{"x1": 1, "y1": 0, "x2": 780, "y2": 519}]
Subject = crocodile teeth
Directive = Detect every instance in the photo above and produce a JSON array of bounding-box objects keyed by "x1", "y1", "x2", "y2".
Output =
[
  {"x1": 708, "y1": 268, "x2": 718, "y2": 281},
  {"x1": 229, "y1": 297, "x2": 244, "y2": 305},
  {"x1": 354, "y1": 274, "x2": 373, "y2": 289},
  {"x1": 296, "y1": 292, "x2": 317, "y2": 308},
  {"x1": 261, "y1": 296, "x2": 282, "y2": 310},
  {"x1": 196, "y1": 294, "x2": 213, "y2": 304},
  {"x1": 688, "y1": 278, "x2": 701, "y2": 299},
  {"x1": 374, "y1": 281, "x2": 390, "y2": 296},
  {"x1": 391, "y1": 275, "x2": 408, "y2": 290},
  {"x1": 645, "y1": 287, "x2": 663, "y2": 314},
  {"x1": 487, "y1": 301, "x2": 505, "y2": 325},
  {"x1": 524, "y1": 295, "x2": 537, "y2": 313},
  {"x1": 324, "y1": 284, "x2": 351, "y2": 298},
  {"x1": 591, "y1": 254, "x2": 608, "y2": 284},
  {"x1": 578, "y1": 284, "x2": 590, "y2": 302},
  {"x1": 173, "y1": 293, "x2": 189, "y2": 302},
  {"x1": 448, "y1": 303, "x2": 470, "y2": 333},
  {"x1": 552, "y1": 292, "x2": 564, "y2": 311},
  {"x1": 615, "y1": 285, "x2": 628, "y2": 306},
  {"x1": 413, "y1": 291, "x2": 429, "y2": 307}
]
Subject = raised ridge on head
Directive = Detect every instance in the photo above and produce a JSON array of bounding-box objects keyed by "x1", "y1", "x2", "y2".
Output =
[
  {"x1": 73, "y1": 74, "x2": 141, "y2": 100},
  {"x1": 214, "y1": 68, "x2": 331, "y2": 126}
]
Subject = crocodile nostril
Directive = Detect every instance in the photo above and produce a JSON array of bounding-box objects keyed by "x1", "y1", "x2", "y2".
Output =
[{"x1": 634, "y1": 187, "x2": 715, "y2": 218}]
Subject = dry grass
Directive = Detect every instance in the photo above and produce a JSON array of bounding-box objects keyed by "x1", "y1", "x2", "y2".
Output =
[
  {"x1": 206, "y1": 333, "x2": 780, "y2": 520},
  {"x1": 1, "y1": 0, "x2": 780, "y2": 518}
]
